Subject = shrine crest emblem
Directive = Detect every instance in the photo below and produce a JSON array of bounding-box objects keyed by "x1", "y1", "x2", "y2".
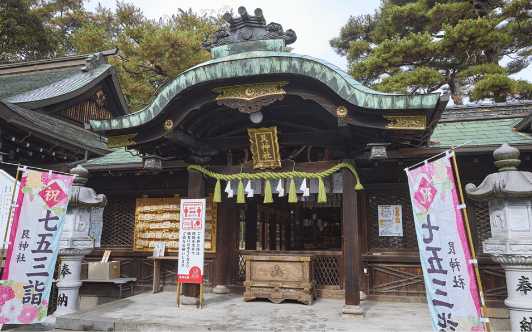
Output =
[{"x1": 248, "y1": 126, "x2": 281, "y2": 170}]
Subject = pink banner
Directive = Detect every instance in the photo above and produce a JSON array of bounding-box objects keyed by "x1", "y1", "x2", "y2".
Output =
[
  {"x1": 406, "y1": 156, "x2": 484, "y2": 331},
  {"x1": 1, "y1": 170, "x2": 74, "y2": 324}
]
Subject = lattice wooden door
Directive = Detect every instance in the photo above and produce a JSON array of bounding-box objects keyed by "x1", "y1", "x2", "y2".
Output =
[
  {"x1": 101, "y1": 200, "x2": 135, "y2": 246},
  {"x1": 315, "y1": 255, "x2": 340, "y2": 286}
]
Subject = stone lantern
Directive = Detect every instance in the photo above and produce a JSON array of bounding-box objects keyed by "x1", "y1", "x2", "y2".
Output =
[
  {"x1": 52, "y1": 165, "x2": 107, "y2": 317},
  {"x1": 466, "y1": 143, "x2": 532, "y2": 331}
]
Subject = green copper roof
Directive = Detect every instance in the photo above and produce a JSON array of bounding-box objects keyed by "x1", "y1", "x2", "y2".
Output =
[
  {"x1": 83, "y1": 148, "x2": 142, "y2": 165},
  {"x1": 430, "y1": 119, "x2": 532, "y2": 146},
  {"x1": 4, "y1": 65, "x2": 113, "y2": 109},
  {"x1": 0, "y1": 69, "x2": 80, "y2": 100},
  {"x1": 90, "y1": 51, "x2": 440, "y2": 132}
]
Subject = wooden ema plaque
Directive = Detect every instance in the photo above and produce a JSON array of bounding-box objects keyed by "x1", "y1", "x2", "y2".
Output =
[
  {"x1": 134, "y1": 196, "x2": 217, "y2": 253},
  {"x1": 243, "y1": 255, "x2": 316, "y2": 305}
]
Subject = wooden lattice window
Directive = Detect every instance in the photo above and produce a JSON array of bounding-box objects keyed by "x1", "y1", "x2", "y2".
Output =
[
  {"x1": 369, "y1": 195, "x2": 418, "y2": 250},
  {"x1": 101, "y1": 200, "x2": 135, "y2": 246},
  {"x1": 314, "y1": 256, "x2": 340, "y2": 286},
  {"x1": 475, "y1": 201, "x2": 491, "y2": 244},
  {"x1": 238, "y1": 255, "x2": 246, "y2": 282}
]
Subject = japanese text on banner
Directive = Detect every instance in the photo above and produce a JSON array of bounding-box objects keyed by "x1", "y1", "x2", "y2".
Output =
[
  {"x1": 1, "y1": 170, "x2": 74, "y2": 324},
  {"x1": 406, "y1": 156, "x2": 484, "y2": 331}
]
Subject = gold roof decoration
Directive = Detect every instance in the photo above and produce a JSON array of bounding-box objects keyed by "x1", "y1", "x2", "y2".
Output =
[
  {"x1": 384, "y1": 115, "x2": 426, "y2": 130},
  {"x1": 163, "y1": 119, "x2": 173, "y2": 131},
  {"x1": 107, "y1": 133, "x2": 137, "y2": 148},
  {"x1": 337, "y1": 106, "x2": 348, "y2": 118},
  {"x1": 213, "y1": 81, "x2": 287, "y2": 101}
]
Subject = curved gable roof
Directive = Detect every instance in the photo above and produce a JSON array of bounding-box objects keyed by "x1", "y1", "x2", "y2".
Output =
[
  {"x1": 90, "y1": 51, "x2": 441, "y2": 132},
  {"x1": 5, "y1": 64, "x2": 115, "y2": 109}
]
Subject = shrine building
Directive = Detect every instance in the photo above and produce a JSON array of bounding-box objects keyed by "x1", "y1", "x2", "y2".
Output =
[{"x1": 2, "y1": 6, "x2": 532, "y2": 311}]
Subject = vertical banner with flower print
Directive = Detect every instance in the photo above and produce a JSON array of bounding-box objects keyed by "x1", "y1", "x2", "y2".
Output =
[
  {"x1": 0, "y1": 170, "x2": 74, "y2": 324},
  {"x1": 406, "y1": 156, "x2": 484, "y2": 331}
]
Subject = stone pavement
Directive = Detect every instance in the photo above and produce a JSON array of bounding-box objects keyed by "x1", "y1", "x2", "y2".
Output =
[{"x1": 2, "y1": 292, "x2": 511, "y2": 331}]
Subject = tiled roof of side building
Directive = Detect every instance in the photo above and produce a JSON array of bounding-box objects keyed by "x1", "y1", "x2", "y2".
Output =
[
  {"x1": 4, "y1": 65, "x2": 113, "y2": 109},
  {"x1": 0, "y1": 69, "x2": 80, "y2": 100},
  {"x1": 430, "y1": 118, "x2": 532, "y2": 147},
  {"x1": 0, "y1": 101, "x2": 111, "y2": 154}
]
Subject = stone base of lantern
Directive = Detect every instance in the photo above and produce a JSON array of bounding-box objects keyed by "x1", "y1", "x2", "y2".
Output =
[
  {"x1": 53, "y1": 248, "x2": 93, "y2": 317},
  {"x1": 487, "y1": 244, "x2": 532, "y2": 332}
]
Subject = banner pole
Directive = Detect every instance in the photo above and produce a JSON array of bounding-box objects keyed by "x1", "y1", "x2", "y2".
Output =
[
  {"x1": 199, "y1": 283, "x2": 203, "y2": 309},
  {"x1": 450, "y1": 148, "x2": 491, "y2": 331},
  {"x1": 176, "y1": 282, "x2": 180, "y2": 307},
  {"x1": 0, "y1": 163, "x2": 20, "y2": 265}
]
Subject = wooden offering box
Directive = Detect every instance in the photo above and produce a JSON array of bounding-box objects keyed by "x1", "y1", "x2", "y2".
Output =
[{"x1": 243, "y1": 255, "x2": 316, "y2": 305}]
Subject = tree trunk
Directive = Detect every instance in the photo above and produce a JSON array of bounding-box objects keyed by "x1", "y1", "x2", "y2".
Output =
[{"x1": 449, "y1": 78, "x2": 464, "y2": 105}]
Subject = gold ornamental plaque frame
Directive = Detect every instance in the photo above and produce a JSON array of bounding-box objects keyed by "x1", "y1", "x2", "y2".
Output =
[{"x1": 248, "y1": 126, "x2": 282, "y2": 170}]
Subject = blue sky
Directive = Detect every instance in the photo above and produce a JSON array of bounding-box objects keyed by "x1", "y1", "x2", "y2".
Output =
[{"x1": 86, "y1": 0, "x2": 531, "y2": 102}]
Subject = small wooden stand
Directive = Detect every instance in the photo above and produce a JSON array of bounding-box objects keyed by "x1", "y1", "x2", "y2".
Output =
[
  {"x1": 148, "y1": 256, "x2": 180, "y2": 294},
  {"x1": 176, "y1": 282, "x2": 203, "y2": 309}
]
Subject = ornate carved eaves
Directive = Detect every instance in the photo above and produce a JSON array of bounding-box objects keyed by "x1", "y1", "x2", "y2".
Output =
[
  {"x1": 213, "y1": 82, "x2": 287, "y2": 114},
  {"x1": 384, "y1": 115, "x2": 426, "y2": 130}
]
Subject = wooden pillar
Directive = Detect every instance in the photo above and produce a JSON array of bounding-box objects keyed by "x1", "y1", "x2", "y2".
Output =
[
  {"x1": 215, "y1": 191, "x2": 237, "y2": 288},
  {"x1": 229, "y1": 200, "x2": 239, "y2": 286},
  {"x1": 342, "y1": 160, "x2": 361, "y2": 305},
  {"x1": 184, "y1": 170, "x2": 203, "y2": 298},
  {"x1": 245, "y1": 198, "x2": 257, "y2": 250}
]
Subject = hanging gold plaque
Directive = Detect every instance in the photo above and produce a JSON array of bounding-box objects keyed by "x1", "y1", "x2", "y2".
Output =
[{"x1": 248, "y1": 126, "x2": 281, "y2": 170}]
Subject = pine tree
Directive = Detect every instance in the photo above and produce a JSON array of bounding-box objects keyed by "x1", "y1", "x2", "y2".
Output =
[
  {"x1": 0, "y1": 0, "x2": 58, "y2": 63},
  {"x1": 330, "y1": 0, "x2": 532, "y2": 103},
  {"x1": 73, "y1": 2, "x2": 225, "y2": 111}
]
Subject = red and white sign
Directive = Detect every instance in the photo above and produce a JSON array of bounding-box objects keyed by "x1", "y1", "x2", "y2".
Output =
[{"x1": 177, "y1": 199, "x2": 205, "y2": 284}]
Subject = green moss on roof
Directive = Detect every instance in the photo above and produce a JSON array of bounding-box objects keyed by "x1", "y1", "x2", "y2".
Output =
[
  {"x1": 430, "y1": 119, "x2": 532, "y2": 146},
  {"x1": 83, "y1": 148, "x2": 142, "y2": 165}
]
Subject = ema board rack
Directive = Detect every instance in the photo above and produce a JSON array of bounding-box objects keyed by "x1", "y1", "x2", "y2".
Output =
[{"x1": 134, "y1": 196, "x2": 217, "y2": 253}]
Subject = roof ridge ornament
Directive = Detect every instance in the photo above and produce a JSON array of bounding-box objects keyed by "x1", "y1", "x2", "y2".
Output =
[
  {"x1": 81, "y1": 52, "x2": 108, "y2": 73},
  {"x1": 202, "y1": 6, "x2": 297, "y2": 52}
]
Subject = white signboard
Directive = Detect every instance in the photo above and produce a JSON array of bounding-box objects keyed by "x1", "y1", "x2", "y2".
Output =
[
  {"x1": 0, "y1": 170, "x2": 19, "y2": 253},
  {"x1": 378, "y1": 205, "x2": 403, "y2": 236},
  {"x1": 177, "y1": 199, "x2": 205, "y2": 284},
  {"x1": 89, "y1": 207, "x2": 104, "y2": 247}
]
